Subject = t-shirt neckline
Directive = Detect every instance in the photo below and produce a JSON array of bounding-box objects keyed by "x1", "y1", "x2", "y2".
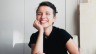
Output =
[{"x1": 44, "y1": 26, "x2": 55, "y2": 39}]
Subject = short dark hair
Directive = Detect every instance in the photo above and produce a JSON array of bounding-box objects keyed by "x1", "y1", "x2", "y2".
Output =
[{"x1": 36, "y1": 1, "x2": 58, "y2": 16}]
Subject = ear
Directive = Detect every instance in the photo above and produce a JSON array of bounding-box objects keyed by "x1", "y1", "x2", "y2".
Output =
[{"x1": 53, "y1": 16, "x2": 57, "y2": 22}]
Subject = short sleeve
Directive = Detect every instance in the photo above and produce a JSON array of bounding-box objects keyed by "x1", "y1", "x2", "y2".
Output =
[
  {"x1": 28, "y1": 32, "x2": 38, "y2": 48},
  {"x1": 58, "y1": 29, "x2": 73, "y2": 45}
]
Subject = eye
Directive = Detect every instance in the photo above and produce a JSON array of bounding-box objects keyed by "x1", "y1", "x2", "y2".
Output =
[
  {"x1": 37, "y1": 13, "x2": 41, "y2": 15},
  {"x1": 46, "y1": 13, "x2": 50, "y2": 15}
]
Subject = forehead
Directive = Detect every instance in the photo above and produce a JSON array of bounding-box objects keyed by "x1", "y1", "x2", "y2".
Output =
[{"x1": 37, "y1": 6, "x2": 53, "y2": 13}]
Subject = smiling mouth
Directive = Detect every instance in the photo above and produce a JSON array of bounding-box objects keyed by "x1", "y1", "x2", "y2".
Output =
[{"x1": 40, "y1": 21, "x2": 48, "y2": 24}]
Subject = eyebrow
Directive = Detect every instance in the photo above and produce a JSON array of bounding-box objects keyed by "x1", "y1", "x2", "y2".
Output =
[
  {"x1": 46, "y1": 11, "x2": 51, "y2": 13},
  {"x1": 37, "y1": 11, "x2": 51, "y2": 13},
  {"x1": 37, "y1": 12, "x2": 42, "y2": 13}
]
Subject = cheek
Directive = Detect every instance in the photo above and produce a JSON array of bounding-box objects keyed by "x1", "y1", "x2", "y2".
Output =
[
  {"x1": 36, "y1": 16, "x2": 40, "y2": 20},
  {"x1": 48, "y1": 17, "x2": 54, "y2": 23}
]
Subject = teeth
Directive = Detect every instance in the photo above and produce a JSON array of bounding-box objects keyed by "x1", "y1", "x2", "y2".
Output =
[{"x1": 41, "y1": 21, "x2": 47, "y2": 23}]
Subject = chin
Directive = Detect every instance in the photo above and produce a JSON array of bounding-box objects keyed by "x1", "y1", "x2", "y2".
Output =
[
  {"x1": 42, "y1": 25, "x2": 48, "y2": 28},
  {"x1": 42, "y1": 24, "x2": 52, "y2": 29}
]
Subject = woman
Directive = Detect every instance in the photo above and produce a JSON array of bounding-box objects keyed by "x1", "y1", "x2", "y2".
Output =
[{"x1": 28, "y1": 1, "x2": 78, "y2": 54}]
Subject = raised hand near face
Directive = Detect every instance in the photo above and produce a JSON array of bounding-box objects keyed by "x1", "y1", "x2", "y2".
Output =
[{"x1": 33, "y1": 20, "x2": 43, "y2": 31}]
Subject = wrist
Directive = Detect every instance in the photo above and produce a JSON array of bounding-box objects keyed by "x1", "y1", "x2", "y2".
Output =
[{"x1": 39, "y1": 28, "x2": 44, "y2": 32}]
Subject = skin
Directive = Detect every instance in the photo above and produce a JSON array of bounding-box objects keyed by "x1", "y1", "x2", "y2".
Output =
[{"x1": 31, "y1": 6, "x2": 79, "y2": 54}]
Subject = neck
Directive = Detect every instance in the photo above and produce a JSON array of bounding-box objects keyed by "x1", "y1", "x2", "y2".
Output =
[{"x1": 44, "y1": 26, "x2": 53, "y2": 36}]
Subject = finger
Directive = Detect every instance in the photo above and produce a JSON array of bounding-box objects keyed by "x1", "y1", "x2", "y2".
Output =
[
  {"x1": 34, "y1": 20, "x2": 38, "y2": 25},
  {"x1": 35, "y1": 20, "x2": 40, "y2": 24},
  {"x1": 35, "y1": 20, "x2": 38, "y2": 24},
  {"x1": 35, "y1": 20, "x2": 38, "y2": 22},
  {"x1": 36, "y1": 51, "x2": 40, "y2": 54},
  {"x1": 33, "y1": 23, "x2": 35, "y2": 27},
  {"x1": 34, "y1": 20, "x2": 37, "y2": 24},
  {"x1": 33, "y1": 20, "x2": 36, "y2": 25},
  {"x1": 34, "y1": 20, "x2": 36, "y2": 23},
  {"x1": 33, "y1": 20, "x2": 36, "y2": 26},
  {"x1": 37, "y1": 20, "x2": 40, "y2": 24}
]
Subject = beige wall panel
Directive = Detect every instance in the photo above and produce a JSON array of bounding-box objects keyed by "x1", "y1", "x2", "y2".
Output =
[
  {"x1": 86, "y1": 0, "x2": 96, "y2": 3},
  {"x1": 80, "y1": 3, "x2": 96, "y2": 54}
]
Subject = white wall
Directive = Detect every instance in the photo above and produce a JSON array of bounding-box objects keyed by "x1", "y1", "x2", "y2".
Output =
[
  {"x1": 66, "y1": 0, "x2": 79, "y2": 35},
  {"x1": 0, "y1": 0, "x2": 80, "y2": 54},
  {"x1": 0, "y1": 0, "x2": 24, "y2": 54}
]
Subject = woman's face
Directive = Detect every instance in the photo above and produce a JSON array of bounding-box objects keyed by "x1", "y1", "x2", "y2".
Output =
[{"x1": 36, "y1": 6, "x2": 56, "y2": 28}]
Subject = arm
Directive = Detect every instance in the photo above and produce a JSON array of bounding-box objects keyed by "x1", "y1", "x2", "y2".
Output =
[
  {"x1": 32, "y1": 20, "x2": 44, "y2": 54},
  {"x1": 31, "y1": 44, "x2": 35, "y2": 54},
  {"x1": 32, "y1": 30, "x2": 44, "y2": 54},
  {"x1": 66, "y1": 38, "x2": 79, "y2": 54},
  {"x1": 31, "y1": 44, "x2": 45, "y2": 54}
]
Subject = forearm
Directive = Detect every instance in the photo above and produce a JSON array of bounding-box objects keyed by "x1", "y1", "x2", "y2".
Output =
[{"x1": 32, "y1": 30, "x2": 44, "y2": 54}]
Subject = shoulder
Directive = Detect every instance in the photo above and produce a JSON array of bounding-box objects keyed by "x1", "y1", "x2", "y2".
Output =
[
  {"x1": 32, "y1": 31, "x2": 39, "y2": 36},
  {"x1": 53, "y1": 26, "x2": 73, "y2": 44},
  {"x1": 28, "y1": 31, "x2": 39, "y2": 48},
  {"x1": 53, "y1": 26, "x2": 73, "y2": 39},
  {"x1": 30, "y1": 31, "x2": 39, "y2": 39},
  {"x1": 53, "y1": 26, "x2": 67, "y2": 34}
]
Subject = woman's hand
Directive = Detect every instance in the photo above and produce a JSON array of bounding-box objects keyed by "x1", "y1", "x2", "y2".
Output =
[{"x1": 33, "y1": 20, "x2": 43, "y2": 31}]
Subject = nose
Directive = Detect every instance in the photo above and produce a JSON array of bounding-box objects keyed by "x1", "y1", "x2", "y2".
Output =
[{"x1": 41, "y1": 14, "x2": 46, "y2": 19}]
